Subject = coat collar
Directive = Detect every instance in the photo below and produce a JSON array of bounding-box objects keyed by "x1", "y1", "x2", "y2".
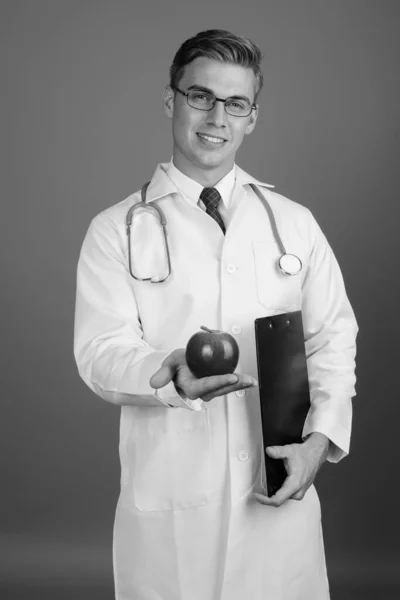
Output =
[
  {"x1": 143, "y1": 162, "x2": 274, "y2": 203},
  {"x1": 235, "y1": 164, "x2": 275, "y2": 191}
]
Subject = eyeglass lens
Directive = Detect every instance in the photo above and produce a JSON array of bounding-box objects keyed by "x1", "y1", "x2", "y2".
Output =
[{"x1": 187, "y1": 90, "x2": 252, "y2": 117}]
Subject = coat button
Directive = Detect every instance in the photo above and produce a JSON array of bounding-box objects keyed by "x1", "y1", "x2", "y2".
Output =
[
  {"x1": 226, "y1": 264, "x2": 237, "y2": 273},
  {"x1": 232, "y1": 325, "x2": 242, "y2": 335},
  {"x1": 238, "y1": 451, "x2": 250, "y2": 462},
  {"x1": 235, "y1": 389, "x2": 247, "y2": 397}
]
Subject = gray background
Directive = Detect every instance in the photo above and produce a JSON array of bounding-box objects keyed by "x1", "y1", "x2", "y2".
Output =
[{"x1": 1, "y1": 1, "x2": 399, "y2": 599}]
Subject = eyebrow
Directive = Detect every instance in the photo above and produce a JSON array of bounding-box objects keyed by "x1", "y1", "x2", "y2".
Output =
[{"x1": 187, "y1": 84, "x2": 252, "y2": 104}]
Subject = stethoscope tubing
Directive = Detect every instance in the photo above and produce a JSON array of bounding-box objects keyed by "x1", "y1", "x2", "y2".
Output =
[
  {"x1": 249, "y1": 184, "x2": 302, "y2": 275},
  {"x1": 248, "y1": 184, "x2": 286, "y2": 256},
  {"x1": 126, "y1": 182, "x2": 172, "y2": 282},
  {"x1": 126, "y1": 181, "x2": 302, "y2": 280}
]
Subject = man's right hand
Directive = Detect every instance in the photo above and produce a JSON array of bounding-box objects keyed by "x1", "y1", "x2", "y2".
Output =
[{"x1": 149, "y1": 349, "x2": 258, "y2": 403}]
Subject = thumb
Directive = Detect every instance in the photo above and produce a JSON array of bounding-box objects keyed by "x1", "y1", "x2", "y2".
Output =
[
  {"x1": 266, "y1": 446, "x2": 286, "y2": 459},
  {"x1": 149, "y1": 353, "x2": 179, "y2": 389}
]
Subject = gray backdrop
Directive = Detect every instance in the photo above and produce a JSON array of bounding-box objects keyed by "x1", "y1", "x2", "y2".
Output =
[{"x1": 2, "y1": 1, "x2": 399, "y2": 599}]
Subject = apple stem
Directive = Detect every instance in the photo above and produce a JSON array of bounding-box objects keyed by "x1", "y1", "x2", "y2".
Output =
[{"x1": 200, "y1": 325, "x2": 214, "y2": 334}]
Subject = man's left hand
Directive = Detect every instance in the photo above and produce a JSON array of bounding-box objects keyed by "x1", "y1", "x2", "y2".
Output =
[{"x1": 253, "y1": 433, "x2": 331, "y2": 507}]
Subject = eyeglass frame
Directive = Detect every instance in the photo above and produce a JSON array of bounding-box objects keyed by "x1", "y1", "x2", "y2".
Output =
[{"x1": 172, "y1": 85, "x2": 257, "y2": 118}]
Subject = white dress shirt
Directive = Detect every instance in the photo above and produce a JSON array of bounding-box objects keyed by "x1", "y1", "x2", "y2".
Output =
[{"x1": 167, "y1": 159, "x2": 236, "y2": 228}]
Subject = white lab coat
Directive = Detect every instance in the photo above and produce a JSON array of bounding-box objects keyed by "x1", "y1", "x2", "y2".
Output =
[{"x1": 74, "y1": 163, "x2": 357, "y2": 600}]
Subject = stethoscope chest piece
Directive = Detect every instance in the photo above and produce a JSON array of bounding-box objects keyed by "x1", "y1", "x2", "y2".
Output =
[{"x1": 279, "y1": 253, "x2": 302, "y2": 276}]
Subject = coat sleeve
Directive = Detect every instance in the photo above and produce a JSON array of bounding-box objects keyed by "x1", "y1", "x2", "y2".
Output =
[
  {"x1": 73, "y1": 212, "x2": 203, "y2": 411},
  {"x1": 300, "y1": 211, "x2": 358, "y2": 463}
]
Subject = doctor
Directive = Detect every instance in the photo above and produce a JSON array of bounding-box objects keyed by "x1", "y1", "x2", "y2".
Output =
[{"x1": 74, "y1": 29, "x2": 357, "y2": 600}]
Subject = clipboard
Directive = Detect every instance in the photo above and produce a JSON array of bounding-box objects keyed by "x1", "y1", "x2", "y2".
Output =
[{"x1": 254, "y1": 311, "x2": 311, "y2": 497}]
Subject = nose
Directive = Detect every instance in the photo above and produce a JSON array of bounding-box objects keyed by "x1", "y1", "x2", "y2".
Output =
[{"x1": 206, "y1": 100, "x2": 228, "y2": 128}]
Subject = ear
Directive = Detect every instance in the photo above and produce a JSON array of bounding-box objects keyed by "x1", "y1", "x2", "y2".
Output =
[
  {"x1": 164, "y1": 85, "x2": 175, "y2": 118},
  {"x1": 244, "y1": 105, "x2": 259, "y2": 135}
]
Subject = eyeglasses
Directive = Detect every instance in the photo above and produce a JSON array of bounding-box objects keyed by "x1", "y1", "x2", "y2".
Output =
[{"x1": 173, "y1": 86, "x2": 256, "y2": 118}]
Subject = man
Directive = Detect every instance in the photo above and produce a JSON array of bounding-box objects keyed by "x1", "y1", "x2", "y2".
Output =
[{"x1": 74, "y1": 29, "x2": 357, "y2": 600}]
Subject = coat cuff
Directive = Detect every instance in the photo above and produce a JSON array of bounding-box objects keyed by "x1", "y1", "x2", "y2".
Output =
[{"x1": 302, "y1": 417, "x2": 351, "y2": 463}]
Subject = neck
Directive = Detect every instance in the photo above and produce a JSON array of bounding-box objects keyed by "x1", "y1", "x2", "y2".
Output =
[{"x1": 172, "y1": 151, "x2": 234, "y2": 187}]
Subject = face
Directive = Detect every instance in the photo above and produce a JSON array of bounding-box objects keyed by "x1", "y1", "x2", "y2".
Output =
[{"x1": 164, "y1": 57, "x2": 259, "y2": 184}]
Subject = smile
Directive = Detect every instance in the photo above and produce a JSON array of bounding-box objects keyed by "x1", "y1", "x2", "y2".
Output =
[{"x1": 197, "y1": 133, "x2": 227, "y2": 145}]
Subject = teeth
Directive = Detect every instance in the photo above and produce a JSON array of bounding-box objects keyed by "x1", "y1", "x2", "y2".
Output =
[{"x1": 199, "y1": 134, "x2": 225, "y2": 144}]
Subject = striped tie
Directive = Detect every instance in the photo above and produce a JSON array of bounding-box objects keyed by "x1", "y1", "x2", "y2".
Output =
[{"x1": 200, "y1": 187, "x2": 226, "y2": 234}]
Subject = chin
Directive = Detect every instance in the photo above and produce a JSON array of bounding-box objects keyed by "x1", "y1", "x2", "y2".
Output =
[{"x1": 195, "y1": 150, "x2": 229, "y2": 169}]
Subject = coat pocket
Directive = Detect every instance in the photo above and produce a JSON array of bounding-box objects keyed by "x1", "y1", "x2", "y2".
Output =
[
  {"x1": 127, "y1": 408, "x2": 213, "y2": 512},
  {"x1": 253, "y1": 241, "x2": 302, "y2": 312}
]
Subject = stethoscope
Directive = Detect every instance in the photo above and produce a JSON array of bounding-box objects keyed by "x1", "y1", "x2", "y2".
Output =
[{"x1": 126, "y1": 182, "x2": 302, "y2": 282}]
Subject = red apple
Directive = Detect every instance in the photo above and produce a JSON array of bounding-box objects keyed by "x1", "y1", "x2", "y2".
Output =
[{"x1": 185, "y1": 326, "x2": 240, "y2": 378}]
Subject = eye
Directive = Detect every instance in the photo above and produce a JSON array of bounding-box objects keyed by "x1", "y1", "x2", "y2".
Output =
[
  {"x1": 192, "y1": 92, "x2": 211, "y2": 101},
  {"x1": 227, "y1": 100, "x2": 246, "y2": 110}
]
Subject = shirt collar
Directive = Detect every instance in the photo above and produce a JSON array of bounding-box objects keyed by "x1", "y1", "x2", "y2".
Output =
[
  {"x1": 144, "y1": 162, "x2": 274, "y2": 204},
  {"x1": 166, "y1": 160, "x2": 203, "y2": 205},
  {"x1": 166, "y1": 160, "x2": 237, "y2": 209}
]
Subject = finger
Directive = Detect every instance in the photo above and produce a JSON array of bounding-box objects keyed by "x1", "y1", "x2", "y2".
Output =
[
  {"x1": 149, "y1": 354, "x2": 179, "y2": 389},
  {"x1": 268, "y1": 475, "x2": 301, "y2": 506},
  {"x1": 253, "y1": 492, "x2": 273, "y2": 506},
  {"x1": 253, "y1": 475, "x2": 299, "y2": 507},
  {"x1": 195, "y1": 373, "x2": 254, "y2": 397},
  {"x1": 202, "y1": 385, "x2": 243, "y2": 402},
  {"x1": 201, "y1": 378, "x2": 257, "y2": 402},
  {"x1": 149, "y1": 365, "x2": 174, "y2": 389},
  {"x1": 199, "y1": 373, "x2": 239, "y2": 392},
  {"x1": 194, "y1": 377, "x2": 239, "y2": 402},
  {"x1": 291, "y1": 486, "x2": 308, "y2": 501},
  {"x1": 266, "y1": 445, "x2": 292, "y2": 460}
]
